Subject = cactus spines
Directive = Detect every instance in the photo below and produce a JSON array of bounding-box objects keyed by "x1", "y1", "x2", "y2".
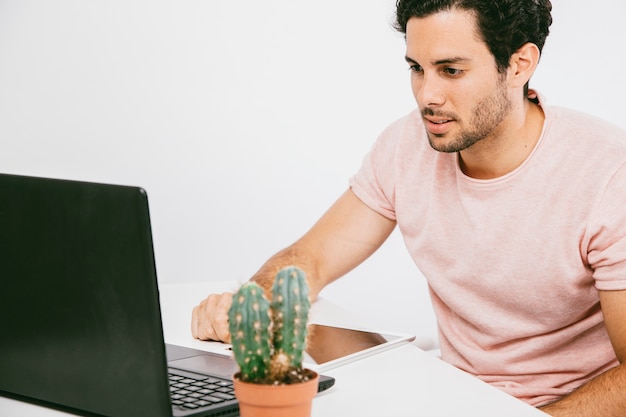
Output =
[
  {"x1": 270, "y1": 266, "x2": 310, "y2": 379},
  {"x1": 228, "y1": 266, "x2": 312, "y2": 384},
  {"x1": 228, "y1": 282, "x2": 271, "y2": 383}
]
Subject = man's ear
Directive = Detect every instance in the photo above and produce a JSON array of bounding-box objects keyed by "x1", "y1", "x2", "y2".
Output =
[{"x1": 508, "y1": 42, "x2": 540, "y2": 88}]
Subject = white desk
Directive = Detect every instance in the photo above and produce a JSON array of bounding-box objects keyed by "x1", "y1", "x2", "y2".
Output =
[{"x1": 0, "y1": 281, "x2": 547, "y2": 416}]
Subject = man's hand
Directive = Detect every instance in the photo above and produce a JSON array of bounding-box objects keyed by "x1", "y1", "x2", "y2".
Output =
[{"x1": 191, "y1": 292, "x2": 233, "y2": 342}]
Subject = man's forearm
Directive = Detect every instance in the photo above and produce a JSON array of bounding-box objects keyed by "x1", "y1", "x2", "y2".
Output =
[
  {"x1": 250, "y1": 242, "x2": 323, "y2": 300},
  {"x1": 539, "y1": 363, "x2": 626, "y2": 416}
]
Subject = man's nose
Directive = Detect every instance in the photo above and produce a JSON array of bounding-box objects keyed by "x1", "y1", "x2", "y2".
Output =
[{"x1": 415, "y1": 73, "x2": 445, "y2": 108}]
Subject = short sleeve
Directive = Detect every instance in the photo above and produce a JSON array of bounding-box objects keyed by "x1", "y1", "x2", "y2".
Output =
[
  {"x1": 587, "y1": 161, "x2": 626, "y2": 290},
  {"x1": 349, "y1": 117, "x2": 407, "y2": 221}
]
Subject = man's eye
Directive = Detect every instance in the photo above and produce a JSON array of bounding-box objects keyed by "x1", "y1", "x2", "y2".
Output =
[
  {"x1": 443, "y1": 68, "x2": 463, "y2": 77},
  {"x1": 409, "y1": 64, "x2": 423, "y2": 73}
]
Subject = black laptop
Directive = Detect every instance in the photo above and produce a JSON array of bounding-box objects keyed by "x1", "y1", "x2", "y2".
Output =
[{"x1": 0, "y1": 173, "x2": 334, "y2": 417}]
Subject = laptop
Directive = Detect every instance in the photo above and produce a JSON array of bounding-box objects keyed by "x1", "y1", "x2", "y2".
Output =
[{"x1": 0, "y1": 173, "x2": 334, "y2": 417}]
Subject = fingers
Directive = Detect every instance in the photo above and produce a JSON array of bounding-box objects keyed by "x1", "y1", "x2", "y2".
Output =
[
  {"x1": 191, "y1": 292, "x2": 233, "y2": 343},
  {"x1": 213, "y1": 293, "x2": 232, "y2": 342}
]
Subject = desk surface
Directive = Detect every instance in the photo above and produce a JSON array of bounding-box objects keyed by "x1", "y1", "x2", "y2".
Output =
[{"x1": 0, "y1": 281, "x2": 547, "y2": 416}]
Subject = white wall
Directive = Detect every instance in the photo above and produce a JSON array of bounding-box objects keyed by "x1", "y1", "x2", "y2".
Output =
[{"x1": 1, "y1": 1, "x2": 625, "y2": 337}]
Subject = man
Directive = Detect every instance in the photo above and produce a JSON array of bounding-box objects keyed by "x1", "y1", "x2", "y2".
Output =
[{"x1": 192, "y1": 1, "x2": 626, "y2": 415}]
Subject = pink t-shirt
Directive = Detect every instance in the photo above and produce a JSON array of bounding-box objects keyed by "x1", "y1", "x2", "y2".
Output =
[{"x1": 350, "y1": 95, "x2": 626, "y2": 406}]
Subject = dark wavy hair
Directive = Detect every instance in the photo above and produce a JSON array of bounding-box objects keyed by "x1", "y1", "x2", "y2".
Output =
[{"x1": 394, "y1": 0, "x2": 553, "y2": 73}]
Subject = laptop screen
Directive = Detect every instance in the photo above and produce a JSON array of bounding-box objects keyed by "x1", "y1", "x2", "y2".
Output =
[{"x1": 0, "y1": 174, "x2": 172, "y2": 417}]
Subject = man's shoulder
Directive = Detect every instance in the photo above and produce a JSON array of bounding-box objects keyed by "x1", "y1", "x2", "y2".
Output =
[
  {"x1": 545, "y1": 105, "x2": 626, "y2": 150},
  {"x1": 547, "y1": 105, "x2": 626, "y2": 137}
]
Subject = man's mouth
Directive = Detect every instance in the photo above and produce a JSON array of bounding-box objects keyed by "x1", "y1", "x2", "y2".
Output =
[
  {"x1": 427, "y1": 118, "x2": 452, "y2": 124},
  {"x1": 424, "y1": 116, "x2": 454, "y2": 135}
]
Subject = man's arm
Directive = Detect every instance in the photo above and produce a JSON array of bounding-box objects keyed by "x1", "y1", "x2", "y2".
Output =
[
  {"x1": 539, "y1": 289, "x2": 626, "y2": 416},
  {"x1": 191, "y1": 189, "x2": 396, "y2": 342}
]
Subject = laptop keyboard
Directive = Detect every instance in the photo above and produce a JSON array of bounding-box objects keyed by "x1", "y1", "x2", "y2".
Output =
[{"x1": 169, "y1": 371, "x2": 236, "y2": 411}]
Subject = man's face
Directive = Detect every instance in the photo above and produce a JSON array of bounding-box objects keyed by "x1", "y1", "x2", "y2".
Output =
[{"x1": 405, "y1": 10, "x2": 512, "y2": 153}]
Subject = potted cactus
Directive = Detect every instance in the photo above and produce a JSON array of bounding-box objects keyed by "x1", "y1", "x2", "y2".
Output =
[{"x1": 228, "y1": 266, "x2": 319, "y2": 417}]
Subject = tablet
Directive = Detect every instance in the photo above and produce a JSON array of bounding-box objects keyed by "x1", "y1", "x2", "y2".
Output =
[
  {"x1": 192, "y1": 323, "x2": 415, "y2": 372},
  {"x1": 303, "y1": 324, "x2": 416, "y2": 371}
]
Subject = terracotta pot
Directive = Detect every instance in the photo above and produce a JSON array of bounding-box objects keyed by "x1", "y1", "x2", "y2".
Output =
[{"x1": 233, "y1": 371, "x2": 320, "y2": 417}]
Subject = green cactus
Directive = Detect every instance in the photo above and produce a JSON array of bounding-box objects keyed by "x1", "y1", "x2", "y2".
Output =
[
  {"x1": 228, "y1": 282, "x2": 271, "y2": 382},
  {"x1": 270, "y1": 266, "x2": 310, "y2": 379},
  {"x1": 228, "y1": 266, "x2": 311, "y2": 384}
]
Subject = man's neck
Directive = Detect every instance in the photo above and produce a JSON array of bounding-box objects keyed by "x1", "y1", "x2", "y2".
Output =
[{"x1": 458, "y1": 100, "x2": 545, "y2": 179}]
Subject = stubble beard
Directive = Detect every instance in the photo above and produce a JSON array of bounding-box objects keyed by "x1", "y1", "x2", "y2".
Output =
[{"x1": 425, "y1": 78, "x2": 512, "y2": 153}]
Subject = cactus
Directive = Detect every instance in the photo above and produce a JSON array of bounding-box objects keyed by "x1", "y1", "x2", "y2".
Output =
[
  {"x1": 228, "y1": 266, "x2": 311, "y2": 384},
  {"x1": 269, "y1": 266, "x2": 310, "y2": 380},
  {"x1": 228, "y1": 282, "x2": 272, "y2": 382}
]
